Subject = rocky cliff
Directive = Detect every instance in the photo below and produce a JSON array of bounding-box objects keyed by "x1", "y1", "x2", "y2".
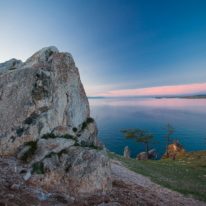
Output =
[{"x1": 0, "y1": 46, "x2": 111, "y2": 197}]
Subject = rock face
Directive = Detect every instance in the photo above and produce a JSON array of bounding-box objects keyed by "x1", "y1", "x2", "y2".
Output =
[
  {"x1": 0, "y1": 46, "x2": 111, "y2": 197},
  {"x1": 0, "y1": 58, "x2": 23, "y2": 74},
  {"x1": 32, "y1": 146, "x2": 111, "y2": 197},
  {"x1": 0, "y1": 46, "x2": 91, "y2": 155}
]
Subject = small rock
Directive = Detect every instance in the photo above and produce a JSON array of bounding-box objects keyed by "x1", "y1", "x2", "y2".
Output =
[
  {"x1": 136, "y1": 149, "x2": 157, "y2": 160},
  {"x1": 123, "y1": 146, "x2": 130, "y2": 159},
  {"x1": 32, "y1": 138, "x2": 75, "y2": 163},
  {"x1": 10, "y1": 184, "x2": 20, "y2": 190},
  {"x1": 136, "y1": 152, "x2": 148, "y2": 160},
  {"x1": 36, "y1": 191, "x2": 50, "y2": 201},
  {"x1": 23, "y1": 171, "x2": 31, "y2": 181},
  {"x1": 148, "y1": 149, "x2": 157, "y2": 159}
]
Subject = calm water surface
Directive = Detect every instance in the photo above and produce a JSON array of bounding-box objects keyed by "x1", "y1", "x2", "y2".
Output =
[{"x1": 89, "y1": 98, "x2": 206, "y2": 158}]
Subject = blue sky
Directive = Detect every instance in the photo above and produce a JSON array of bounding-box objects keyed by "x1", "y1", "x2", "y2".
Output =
[{"x1": 0, "y1": 0, "x2": 206, "y2": 96}]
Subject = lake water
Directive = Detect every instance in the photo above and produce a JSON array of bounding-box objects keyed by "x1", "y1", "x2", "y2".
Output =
[{"x1": 89, "y1": 97, "x2": 206, "y2": 158}]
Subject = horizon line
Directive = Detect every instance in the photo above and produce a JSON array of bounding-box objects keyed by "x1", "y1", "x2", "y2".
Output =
[{"x1": 90, "y1": 82, "x2": 206, "y2": 97}]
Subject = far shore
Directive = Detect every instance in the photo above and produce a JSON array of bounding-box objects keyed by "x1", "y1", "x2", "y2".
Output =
[
  {"x1": 155, "y1": 94, "x2": 206, "y2": 99},
  {"x1": 88, "y1": 94, "x2": 206, "y2": 99}
]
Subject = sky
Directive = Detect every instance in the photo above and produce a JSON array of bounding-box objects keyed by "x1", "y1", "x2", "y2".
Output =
[{"x1": 0, "y1": 0, "x2": 206, "y2": 96}]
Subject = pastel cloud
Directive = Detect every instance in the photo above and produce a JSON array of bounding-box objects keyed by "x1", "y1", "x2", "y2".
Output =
[{"x1": 99, "y1": 82, "x2": 206, "y2": 97}]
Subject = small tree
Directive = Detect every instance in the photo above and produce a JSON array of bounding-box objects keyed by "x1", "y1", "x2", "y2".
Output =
[
  {"x1": 164, "y1": 124, "x2": 174, "y2": 156},
  {"x1": 121, "y1": 129, "x2": 153, "y2": 158}
]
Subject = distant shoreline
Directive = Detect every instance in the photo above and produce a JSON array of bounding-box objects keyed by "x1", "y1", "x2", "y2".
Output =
[
  {"x1": 155, "y1": 95, "x2": 206, "y2": 99},
  {"x1": 88, "y1": 95, "x2": 206, "y2": 99}
]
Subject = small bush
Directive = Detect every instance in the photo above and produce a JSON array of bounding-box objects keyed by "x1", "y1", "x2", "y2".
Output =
[
  {"x1": 41, "y1": 133, "x2": 75, "y2": 140},
  {"x1": 32, "y1": 162, "x2": 44, "y2": 174},
  {"x1": 81, "y1": 122, "x2": 87, "y2": 130},
  {"x1": 61, "y1": 134, "x2": 75, "y2": 140},
  {"x1": 41, "y1": 133, "x2": 56, "y2": 139},
  {"x1": 86, "y1": 117, "x2": 94, "y2": 124},
  {"x1": 9, "y1": 67, "x2": 16, "y2": 70},
  {"x1": 89, "y1": 143, "x2": 102, "y2": 150},
  {"x1": 74, "y1": 142, "x2": 80, "y2": 146},
  {"x1": 79, "y1": 141, "x2": 101, "y2": 150},
  {"x1": 24, "y1": 112, "x2": 39, "y2": 125},
  {"x1": 65, "y1": 164, "x2": 72, "y2": 172},
  {"x1": 16, "y1": 127, "x2": 24, "y2": 137},
  {"x1": 81, "y1": 118, "x2": 94, "y2": 131},
  {"x1": 72, "y1": 127, "x2": 77, "y2": 132},
  {"x1": 45, "y1": 152, "x2": 56, "y2": 158},
  {"x1": 48, "y1": 50, "x2": 54, "y2": 57},
  {"x1": 80, "y1": 140, "x2": 88, "y2": 147},
  {"x1": 57, "y1": 149, "x2": 68, "y2": 158},
  {"x1": 21, "y1": 141, "x2": 37, "y2": 162}
]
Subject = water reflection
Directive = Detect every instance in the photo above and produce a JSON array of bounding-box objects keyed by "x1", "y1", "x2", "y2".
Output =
[{"x1": 89, "y1": 98, "x2": 206, "y2": 158}]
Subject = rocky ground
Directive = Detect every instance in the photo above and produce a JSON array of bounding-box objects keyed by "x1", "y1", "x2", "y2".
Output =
[{"x1": 1, "y1": 157, "x2": 205, "y2": 206}]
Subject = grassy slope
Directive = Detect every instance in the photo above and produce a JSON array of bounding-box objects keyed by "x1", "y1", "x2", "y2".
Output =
[{"x1": 109, "y1": 151, "x2": 206, "y2": 202}]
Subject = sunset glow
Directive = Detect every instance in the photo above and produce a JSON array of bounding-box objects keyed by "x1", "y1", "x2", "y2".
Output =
[{"x1": 100, "y1": 83, "x2": 206, "y2": 97}]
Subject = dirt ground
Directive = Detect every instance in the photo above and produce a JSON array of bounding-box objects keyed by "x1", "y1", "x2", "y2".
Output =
[{"x1": 0, "y1": 157, "x2": 205, "y2": 206}]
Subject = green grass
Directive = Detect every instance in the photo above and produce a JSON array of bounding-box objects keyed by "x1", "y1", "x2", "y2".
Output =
[{"x1": 109, "y1": 151, "x2": 206, "y2": 202}]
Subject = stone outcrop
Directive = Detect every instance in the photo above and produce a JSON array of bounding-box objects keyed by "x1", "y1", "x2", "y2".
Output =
[
  {"x1": 162, "y1": 141, "x2": 186, "y2": 159},
  {"x1": 0, "y1": 58, "x2": 22, "y2": 74},
  {"x1": 136, "y1": 149, "x2": 157, "y2": 160},
  {"x1": 0, "y1": 46, "x2": 111, "y2": 197},
  {"x1": 31, "y1": 146, "x2": 111, "y2": 197},
  {"x1": 0, "y1": 46, "x2": 91, "y2": 155},
  {"x1": 123, "y1": 146, "x2": 130, "y2": 159},
  {"x1": 136, "y1": 152, "x2": 148, "y2": 160}
]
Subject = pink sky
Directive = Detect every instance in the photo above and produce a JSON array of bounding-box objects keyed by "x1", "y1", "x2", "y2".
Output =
[{"x1": 99, "y1": 82, "x2": 206, "y2": 97}]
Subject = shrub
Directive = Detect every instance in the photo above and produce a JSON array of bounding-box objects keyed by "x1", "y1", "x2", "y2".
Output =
[
  {"x1": 32, "y1": 162, "x2": 44, "y2": 174},
  {"x1": 61, "y1": 134, "x2": 75, "y2": 140},
  {"x1": 41, "y1": 133, "x2": 56, "y2": 139},
  {"x1": 79, "y1": 140, "x2": 101, "y2": 150},
  {"x1": 86, "y1": 117, "x2": 94, "y2": 124},
  {"x1": 74, "y1": 141, "x2": 80, "y2": 146},
  {"x1": 45, "y1": 152, "x2": 56, "y2": 158},
  {"x1": 16, "y1": 127, "x2": 24, "y2": 136},
  {"x1": 20, "y1": 141, "x2": 37, "y2": 162},
  {"x1": 88, "y1": 143, "x2": 100, "y2": 150},
  {"x1": 81, "y1": 121, "x2": 87, "y2": 130},
  {"x1": 81, "y1": 117, "x2": 94, "y2": 130},
  {"x1": 24, "y1": 112, "x2": 39, "y2": 125},
  {"x1": 72, "y1": 127, "x2": 77, "y2": 132},
  {"x1": 57, "y1": 149, "x2": 68, "y2": 158}
]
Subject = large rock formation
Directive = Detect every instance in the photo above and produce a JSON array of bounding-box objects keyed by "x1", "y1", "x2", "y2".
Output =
[{"x1": 0, "y1": 46, "x2": 111, "y2": 197}]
